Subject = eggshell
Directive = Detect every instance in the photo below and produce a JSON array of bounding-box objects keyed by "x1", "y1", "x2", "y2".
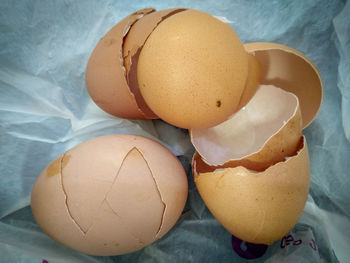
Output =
[
  {"x1": 244, "y1": 42, "x2": 323, "y2": 128},
  {"x1": 193, "y1": 136, "x2": 310, "y2": 245},
  {"x1": 31, "y1": 134, "x2": 188, "y2": 256},
  {"x1": 123, "y1": 8, "x2": 186, "y2": 118},
  {"x1": 137, "y1": 9, "x2": 249, "y2": 129},
  {"x1": 85, "y1": 8, "x2": 155, "y2": 119},
  {"x1": 191, "y1": 85, "x2": 302, "y2": 171}
]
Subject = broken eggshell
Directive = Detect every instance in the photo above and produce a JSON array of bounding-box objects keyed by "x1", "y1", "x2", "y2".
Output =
[
  {"x1": 85, "y1": 8, "x2": 156, "y2": 119},
  {"x1": 193, "y1": 136, "x2": 310, "y2": 245},
  {"x1": 123, "y1": 8, "x2": 187, "y2": 118},
  {"x1": 31, "y1": 134, "x2": 188, "y2": 256},
  {"x1": 191, "y1": 84, "x2": 302, "y2": 171},
  {"x1": 244, "y1": 42, "x2": 323, "y2": 128}
]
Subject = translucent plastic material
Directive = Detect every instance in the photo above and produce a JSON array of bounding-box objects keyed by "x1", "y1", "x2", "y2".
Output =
[{"x1": 0, "y1": 1, "x2": 349, "y2": 262}]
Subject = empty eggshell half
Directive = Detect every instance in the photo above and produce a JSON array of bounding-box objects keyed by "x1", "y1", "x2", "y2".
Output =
[
  {"x1": 193, "y1": 136, "x2": 310, "y2": 245},
  {"x1": 244, "y1": 42, "x2": 323, "y2": 128},
  {"x1": 137, "y1": 9, "x2": 249, "y2": 129},
  {"x1": 191, "y1": 84, "x2": 302, "y2": 171},
  {"x1": 86, "y1": 8, "x2": 156, "y2": 119},
  {"x1": 31, "y1": 134, "x2": 188, "y2": 256}
]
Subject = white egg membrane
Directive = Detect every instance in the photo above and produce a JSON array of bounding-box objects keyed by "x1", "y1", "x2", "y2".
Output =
[{"x1": 191, "y1": 84, "x2": 299, "y2": 165}]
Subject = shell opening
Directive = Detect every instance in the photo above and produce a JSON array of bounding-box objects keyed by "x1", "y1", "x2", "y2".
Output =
[{"x1": 191, "y1": 85, "x2": 300, "y2": 166}]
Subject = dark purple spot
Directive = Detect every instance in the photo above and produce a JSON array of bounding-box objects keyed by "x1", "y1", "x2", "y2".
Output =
[
  {"x1": 231, "y1": 235, "x2": 268, "y2": 260},
  {"x1": 42, "y1": 260, "x2": 49, "y2": 263}
]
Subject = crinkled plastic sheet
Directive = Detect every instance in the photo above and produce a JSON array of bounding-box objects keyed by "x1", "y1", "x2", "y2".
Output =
[{"x1": 0, "y1": 1, "x2": 349, "y2": 262}]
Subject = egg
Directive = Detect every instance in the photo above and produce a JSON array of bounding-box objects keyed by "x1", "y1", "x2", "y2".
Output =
[
  {"x1": 192, "y1": 136, "x2": 310, "y2": 245},
  {"x1": 189, "y1": 42, "x2": 322, "y2": 245},
  {"x1": 190, "y1": 84, "x2": 310, "y2": 245},
  {"x1": 244, "y1": 42, "x2": 323, "y2": 128},
  {"x1": 31, "y1": 134, "x2": 188, "y2": 256},
  {"x1": 137, "y1": 9, "x2": 248, "y2": 129}
]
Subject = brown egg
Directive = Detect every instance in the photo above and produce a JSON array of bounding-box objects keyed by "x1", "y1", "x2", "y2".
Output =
[
  {"x1": 193, "y1": 136, "x2": 310, "y2": 245},
  {"x1": 244, "y1": 42, "x2": 323, "y2": 128},
  {"x1": 190, "y1": 84, "x2": 310, "y2": 245},
  {"x1": 31, "y1": 134, "x2": 188, "y2": 256},
  {"x1": 137, "y1": 9, "x2": 249, "y2": 129}
]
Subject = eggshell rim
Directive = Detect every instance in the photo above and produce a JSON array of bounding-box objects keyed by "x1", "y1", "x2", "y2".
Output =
[
  {"x1": 193, "y1": 135, "x2": 307, "y2": 176},
  {"x1": 244, "y1": 42, "x2": 323, "y2": 129},
  {"x1": 190, "y1": 85, "x2": 301, "y2": 167}
]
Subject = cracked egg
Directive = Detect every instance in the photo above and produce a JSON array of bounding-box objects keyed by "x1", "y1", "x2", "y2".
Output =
[
  {"x1": 31, "y1": 134, "x2": 188, "y2": 256},
  {"x1": 193, "y1": 136, "x2": 310, "y2": 245},
  {"x1": 191, "y1": 84, "x2": 311, "y2": 245},
  {"x1": 86, "y1": 8, "x2": 259, "y2": 129}
]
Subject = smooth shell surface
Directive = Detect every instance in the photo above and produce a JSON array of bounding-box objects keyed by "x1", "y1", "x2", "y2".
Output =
[
  {"x1": 193, "y1": 136, "x2": 310, "y2": 245},
  {"x1": 138, "y1": 9, "x2": 249, "y2": 129},
  {"x1": 244, "y1": 42, "x2": 323, "y2": 128},
  {"x1": 191, "y1": 85, "x2": 302, "y2": 170},
  {"x1": 31, "y1": 134, "x2": 188, "y2": 256},
  {"x1": 86, "y1": 8, "x2": 155, "y2": 119}
]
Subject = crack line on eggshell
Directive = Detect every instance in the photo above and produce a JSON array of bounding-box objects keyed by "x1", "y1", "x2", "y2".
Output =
[
  {"x1": 60, "y1": 152, "x2": 87, "y2": 235},
  {"x1": 135, "y1": 148, "x2": 167, "y2": 238},
  {"x1": 94, "y1": 147, "x2": 165, "y2": 242},
  {"x1": 83, "y1": 147, "x2": 133, "y2": 235},
  {"x1": 104, "y1": 197, "x2": 145, "y2": 245}
]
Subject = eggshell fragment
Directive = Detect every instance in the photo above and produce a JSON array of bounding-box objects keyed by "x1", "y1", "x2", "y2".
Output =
[
  {"x1": 191, "y1": 84, "x2": 302, "y2": 171},
  {"x1": 85, "y1": 8, "x2": 155, "y2": 119},
  {"x1": 123, "y1": 8, "x2": 186, "y2": 118},
  {"x1": 244, "y1": 42, "x2": 323, "y2": 128},
  {"x1": 31, "y1": 134, "x2": 188, "y2": 256},
  {"x1": 137, "y1": 9, "x2": 249, "y2": 129},
  {"x1": 193, "y1": 136, "x2": 310, "y2": 245}
]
